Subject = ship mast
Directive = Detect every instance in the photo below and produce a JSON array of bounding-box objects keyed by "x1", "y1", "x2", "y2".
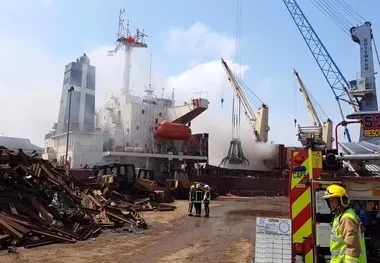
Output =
[
  {"x1": 144, "y1": 53, "x2": 155, "y2": 104},
  {"x1": 107, "y1": 9, "x2": 148, "y2": 103}
]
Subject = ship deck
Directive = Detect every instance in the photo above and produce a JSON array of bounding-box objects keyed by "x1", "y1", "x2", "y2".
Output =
[{"x1": 101, "y1": 151, "x2": 208, "y2": 161}]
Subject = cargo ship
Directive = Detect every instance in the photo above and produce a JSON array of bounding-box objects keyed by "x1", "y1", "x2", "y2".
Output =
[
  {"x1": 42, "y1": 12, "x2": 209, "y2": 179},
  {"x1": 41, "y1": 11, "x2": 291, "y2": 196}
]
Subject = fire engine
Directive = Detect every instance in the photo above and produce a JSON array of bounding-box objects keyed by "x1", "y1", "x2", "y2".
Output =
[
  {"x1": 284, "y1": 1, "x2": 380, "y2": 261},
  {"x1": 289, "y1": 119, "x2": 380, "y2": 263}
]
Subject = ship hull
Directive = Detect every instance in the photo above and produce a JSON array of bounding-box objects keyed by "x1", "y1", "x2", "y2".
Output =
[{"x1": 188, "y1": 164, "x2": 288, "y2": 197}]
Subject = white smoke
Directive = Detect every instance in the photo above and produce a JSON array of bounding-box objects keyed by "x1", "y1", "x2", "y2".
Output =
[{"x1": 192, "y1": 113, "x2": 276, "y2": 170}]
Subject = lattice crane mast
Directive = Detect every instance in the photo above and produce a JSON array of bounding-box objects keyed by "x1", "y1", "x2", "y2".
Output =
[
  {"x1": 294, "y1": 69, "x2": 333, "y2": 149},
  {"x1": 221, "y1": 58, "x2": 270, "y2": 142},
  {"x1": 282, "y1": 0, "x2": 358, "y2": 143}
]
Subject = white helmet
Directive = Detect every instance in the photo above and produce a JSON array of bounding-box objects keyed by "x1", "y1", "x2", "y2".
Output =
[
  {"x1": 204, "y1": 185, "x2": 210, "y2": 189},
  {"x1": 196, "y1": 183, "x2": 200, "y2": 188}
]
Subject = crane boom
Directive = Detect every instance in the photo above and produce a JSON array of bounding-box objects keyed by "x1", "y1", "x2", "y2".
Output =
[
  {"x1": 294, "y1": 69, "x2": 321, "y2": 128},
  {"x1": 221, "y1": 58, "x2": 269, "y2": 142},
  {"x1": 294, "y1": 69, "x2": 334, "y2": 149},
  {"x1": 282, "y1": 0, "x2": 356, "y2": 142}
]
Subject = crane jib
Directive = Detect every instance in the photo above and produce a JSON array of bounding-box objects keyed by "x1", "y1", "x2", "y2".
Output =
[{"x1": 281, "y1": 0, "x2": 369, "y2": 142}]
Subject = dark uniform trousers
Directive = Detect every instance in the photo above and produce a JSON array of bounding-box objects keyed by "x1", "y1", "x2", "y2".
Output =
[
  {"x1": 203, "y1": 190, "x2": 211, "y2": 217},
  {"x1": 188, "y1": 190, "x2": 194, "y2": 215},
  {"x1": 194, "y1": 189, "x2": 203, "y2": 217}
]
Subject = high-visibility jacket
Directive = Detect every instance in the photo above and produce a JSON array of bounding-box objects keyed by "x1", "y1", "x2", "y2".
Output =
[
  {"x1": 193, "y1": 189, "x2": 203, "y2": 203},
  {"x1": 203, "y1": 190, "x2": 211, "y2": 203},
  {"x1": 188, "y1": 190, "x2": 194, "y2": 203},
  {"x1": 330, "y1": 207, "x2": 367, "y2": 263}
]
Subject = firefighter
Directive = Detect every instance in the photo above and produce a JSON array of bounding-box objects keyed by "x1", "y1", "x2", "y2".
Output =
[
  {"x1": 193, "y1": 184, "x2": 203, "y2": 217},
  {"x1": 188, "y1": 185, "x2": 195, "y2": 216},
  {"x1": 322, "y1": 184, "x2": 367, "y2": 263},
  {"x1": 203, "y1": 185, "x2": 211, "y2": 217}
]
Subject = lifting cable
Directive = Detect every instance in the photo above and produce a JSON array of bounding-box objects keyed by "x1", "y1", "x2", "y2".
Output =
[
  {"x1": 231, "y1": 0, "x2": 243, "y2": 139},
  {"x1": 234, "y1": 75, "x2": 264, "y2": 110},
  {"x1": 308, "y1": 0, "x2": 366, "y2": 36},
  {"x1": 373, "y1": 38, "x2": 380, "y2": 72},
  {"x1": 303, "y1": 83, "x2": 330, "y2": 123},
  {"x1": 310, "y1": 1, "x2": 380, "y2": 91}
]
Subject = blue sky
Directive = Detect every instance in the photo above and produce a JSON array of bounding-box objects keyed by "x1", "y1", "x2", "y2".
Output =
[{"x1": 0, "y1": 0, "x2": 379, "y2": 149}]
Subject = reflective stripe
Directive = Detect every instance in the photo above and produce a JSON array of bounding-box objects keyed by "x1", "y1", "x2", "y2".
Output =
[
  {"x1": 331, "y1": 248, "x2": 346, "y2": 256},
  {"x1": 330, "y1": 208, "x2": 367, "y2": 263},
  {"x1": 330, "y1": 248, "x2": 366, "y2": 256},
  {"x1": 330, "y1": 236, "x2": 344, "y2": 242},
  {"x1": 204, "y1": 190, "x2": 211, "y2": 201},
  {"x1": 345, "y1": 255, "x2": 359, "y2": 263},
  {"x1": 188, "y1": 191, "x2": 193, "y2": 202},
  {"x1": 193, "y1": 190, "x2": 203, "y2": 203}
]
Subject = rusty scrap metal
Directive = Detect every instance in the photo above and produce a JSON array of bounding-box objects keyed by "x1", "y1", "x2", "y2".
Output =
[{"x1": 0, "y1": 146, "x2": 176, "y2": 249}]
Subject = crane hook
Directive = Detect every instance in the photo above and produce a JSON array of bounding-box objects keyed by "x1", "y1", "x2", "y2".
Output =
[
  {"x1": 221, "y1": 98, "x2": 224, "y2": 107},
  {"x1": 294, "y1": 119, "x2": 297, "y2": 128}
]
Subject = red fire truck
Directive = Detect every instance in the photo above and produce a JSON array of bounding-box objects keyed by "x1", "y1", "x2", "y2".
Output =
[{"x1": 289, "y1": 120, "x2": 380, "y2": 263}]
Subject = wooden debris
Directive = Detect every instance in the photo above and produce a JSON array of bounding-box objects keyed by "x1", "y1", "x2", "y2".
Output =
[{"x1": 0, "y1": 146, "x2": 176, "y2": 249}]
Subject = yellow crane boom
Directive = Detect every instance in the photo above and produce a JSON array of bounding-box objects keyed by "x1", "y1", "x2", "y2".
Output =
[
  {"x1": 294, "y1": 69, "x2": 334, "y2": 149},
  {"x1": 221, "y1": 58, "x2": 270, "y2": 142}
]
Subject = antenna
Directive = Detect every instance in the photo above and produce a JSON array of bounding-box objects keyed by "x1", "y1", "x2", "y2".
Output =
[
  {"x1": 149, "y1": 53, "x2": 153, "y2": 89},
  {"x1": 144, "y1": 53, "x2": 154, "y2": 103},
  {"x1": 107, "y1": 9, "x2": 148, "y2": 103}
]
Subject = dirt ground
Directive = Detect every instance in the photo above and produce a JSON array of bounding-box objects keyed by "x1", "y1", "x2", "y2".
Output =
[{"x1": 0, "y1": 196, "x2": 289, "y2": 263}]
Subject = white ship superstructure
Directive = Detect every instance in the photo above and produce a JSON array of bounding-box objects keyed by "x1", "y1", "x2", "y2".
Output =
[{"x1": 43, "y1": 10, "x2": 209, "y2": 171}]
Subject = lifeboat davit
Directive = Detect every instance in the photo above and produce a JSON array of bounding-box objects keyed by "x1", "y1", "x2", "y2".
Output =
[{"x1": 154, "y1": 121, "x2": 192, "y2": 141}]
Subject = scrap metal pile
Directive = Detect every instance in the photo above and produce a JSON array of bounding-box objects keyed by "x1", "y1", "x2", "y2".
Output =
[{"x1": 0, "y1": 147, "x2": 175, "y2": 249}]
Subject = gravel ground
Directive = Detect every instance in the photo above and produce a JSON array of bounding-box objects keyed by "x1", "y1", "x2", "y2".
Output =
[{"x1": 0, "y1": 197, "x2": 289, "y2": 263}]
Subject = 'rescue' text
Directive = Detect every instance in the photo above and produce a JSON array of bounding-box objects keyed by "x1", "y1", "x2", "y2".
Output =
[{"x1": 363, "y1": 129, "x2": 380, "y2": 138}]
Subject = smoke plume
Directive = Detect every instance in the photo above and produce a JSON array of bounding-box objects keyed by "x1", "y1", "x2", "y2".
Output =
[{"x1": 192, "y1": 112, "x2": 276, "y2": 170}]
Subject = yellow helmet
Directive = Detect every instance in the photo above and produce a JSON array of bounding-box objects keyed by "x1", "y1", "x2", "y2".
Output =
[
  {"x1": 190, "y1": 185, "x2": 195, "y2": 189},
  {"x1": 322, "y1": 184, "x2": 349, "y2": 207}
]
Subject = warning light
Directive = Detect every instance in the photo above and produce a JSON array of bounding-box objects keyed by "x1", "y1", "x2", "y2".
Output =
[
  {"x1": 294, "y1": 155, "x2": 304, "y2": 164},
  {"x1": 293, "y1": 166, "x2": 306, "y2": 172},
  {"x1": 294, "y1": 243, "x2": 304, "y2": 255}
]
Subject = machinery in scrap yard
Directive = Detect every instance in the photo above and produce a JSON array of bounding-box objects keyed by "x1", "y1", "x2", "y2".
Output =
[
  {"x1": 294, "y1": 69, "x2": 334, "y2": 149},
  {"x1": 283, "y1": 0, "x2": 380, "y2": 262},
  {"x1": 219, "y1": 58, "x2": 270, "y2": 166}
]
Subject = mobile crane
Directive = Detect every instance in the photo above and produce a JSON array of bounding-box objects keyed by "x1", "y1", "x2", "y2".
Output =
[
  {"x1": 219, "y1": 58, "x2": 269, "y2": 166},
  {"x1": 294, "y1": 69, "x2": 333, "y2": 149}
]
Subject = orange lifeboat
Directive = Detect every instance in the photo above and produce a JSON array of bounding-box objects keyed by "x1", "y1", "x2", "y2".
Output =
[{"x1": 154, "y1": 121, "x2": 192, "y2": 141}]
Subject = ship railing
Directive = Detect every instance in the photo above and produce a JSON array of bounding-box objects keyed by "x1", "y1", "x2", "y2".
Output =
[
  {"x1": 173, "y1": 93, "x2": 209, "y2": 108},
  {"x1": 192, "y1": 91, "x2": 208, "y2": 100}
]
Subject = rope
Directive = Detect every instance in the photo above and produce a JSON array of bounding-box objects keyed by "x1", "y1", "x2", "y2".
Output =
[
  {"x1": 373, "y1": 38, "x2": 380, "y2": 72},
  {"x1": 309, "y1": 0, "x2": 367, "y2": 36},
  {"x1": 231, "y1": 0, "x2": 243, "y2": 139}
]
